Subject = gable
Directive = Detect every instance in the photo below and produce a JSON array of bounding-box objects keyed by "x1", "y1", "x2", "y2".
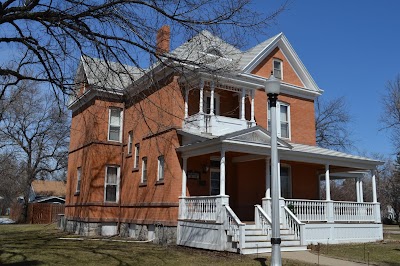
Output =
[
  {"x1": 224, "y1": 127, "x2": 291, "y2": 148},
  {"x1": 251, "y1": 47, "x2": 304, "y2": 87},
  {"x1": 241, "y1": 34, "x2": 321, "y2": 94}
]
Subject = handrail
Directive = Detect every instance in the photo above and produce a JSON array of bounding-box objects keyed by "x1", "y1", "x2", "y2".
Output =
[
  {"x1": 255, "y1": 204, "x2": 272, "y2": 236},
  {"x1": 224, "y1": 205, "x2": 245, "y2": 248},
  {"x1": 283, "y1": 205, "x2": 305, "y2": 245}
]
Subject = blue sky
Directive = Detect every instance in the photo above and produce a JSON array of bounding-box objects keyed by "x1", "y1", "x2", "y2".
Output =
[{"x1": 251, "y1": 0, "x2": 400, "y2": 158}]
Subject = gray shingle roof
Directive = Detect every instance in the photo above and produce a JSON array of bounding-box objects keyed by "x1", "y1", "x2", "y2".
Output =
[{"x1": 81, "y1": 55, "x2": 142, "y2": 91}]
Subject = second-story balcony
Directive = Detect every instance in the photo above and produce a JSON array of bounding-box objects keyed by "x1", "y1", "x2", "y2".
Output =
[{"x1": 181, "y1": 78, "x2": 258, "y2": 136}]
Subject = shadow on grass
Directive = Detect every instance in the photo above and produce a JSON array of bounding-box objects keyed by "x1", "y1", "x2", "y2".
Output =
[
  {"x1": 1, "y1": 261, "x2": 42, "y2": 266},
  {"x1": 254, "y1": 257, "x2": 267, "y2": 266}
]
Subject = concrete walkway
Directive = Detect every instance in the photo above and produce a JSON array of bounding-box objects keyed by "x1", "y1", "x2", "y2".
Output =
[{"x1": 280, "y1": 251, "x2": 369, "y2": 266}]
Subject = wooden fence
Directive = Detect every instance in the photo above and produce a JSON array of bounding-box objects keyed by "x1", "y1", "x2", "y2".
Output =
[{"x1": 10, "y1": 203, "x2": 65, "y2": 224}]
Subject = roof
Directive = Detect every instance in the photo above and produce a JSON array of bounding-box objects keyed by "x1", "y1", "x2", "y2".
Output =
[
  {"x1": 177, "y1": 127, "x2": 383, "y2": 170},
  {"x1": 238, "y1": 34, "x2": 280, "y2": 69},
  {"x1": 78, "y1": 55, "x2": 142, "y2": 91},
  {"x1": 31, "y1": 180, "x2": 66, "y2": 197}
]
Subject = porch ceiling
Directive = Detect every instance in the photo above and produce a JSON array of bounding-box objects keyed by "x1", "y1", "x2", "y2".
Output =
[{"x1": 177, "y1": 126, "x2": 383, "y2": 170}]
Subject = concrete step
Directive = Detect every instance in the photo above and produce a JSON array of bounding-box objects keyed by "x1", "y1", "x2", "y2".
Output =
[
  {"x1": 245, "y1": 234, "x2": 296, "y2": 242},
  {"x1": 241, "y1": 245, "x2": 308, "y2": 255},
  {"x1": 244, "y1": 240, "x2": 301, "y2": 249}
]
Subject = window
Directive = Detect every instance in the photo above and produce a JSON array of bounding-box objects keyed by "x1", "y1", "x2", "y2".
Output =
[
  {"x1": 157, "y1": 155, "x2": 165, "y2": 181},
  {"x1": 268, "y1": 102, "x2": 290, "y2": 139},
  {"x1": 141, "y1": 157, "x2": 147, "y2": 183},
  {"x1": 273, "y1": 59, "x2": 282, "y2": 79},
  {"x1": 134, "y1": 144, "x2": 140, "y2": 169},
  {"x1": 108, "y1": 108, "x2": 122, "y2": 142},
  {"x1": 127, "y1": 131, "x2": 133, "y2": 155},
  {"x1": 210, "y1": 169, "x2": 220, "y2": 196},
  {"x1": 280, "y1": 165, "x2": 291, "y2": 198},
  {"x1": 105, "y1": 166, "x2": 120, "y2": 202},
  {"x1": 76, "y1": 167, "x2": 82, "y2": 193},
  {"x1": 203, "y1": 92, "x2": 220, "y2": 115}
]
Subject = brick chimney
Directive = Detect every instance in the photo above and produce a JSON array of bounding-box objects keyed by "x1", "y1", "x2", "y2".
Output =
[{"x1": 156, "y1": 25, "x2": 170, "y2": 55}]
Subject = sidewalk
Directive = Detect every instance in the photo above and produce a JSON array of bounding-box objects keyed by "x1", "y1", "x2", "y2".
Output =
[{"x1": 280, "y1": 251, "x2": 369, "y2": 266}]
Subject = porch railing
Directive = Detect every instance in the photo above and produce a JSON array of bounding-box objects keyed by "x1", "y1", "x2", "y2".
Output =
[
  {"x1": 283, "y1": 205, "x2": 305, "y2": 245},
  {"x1": 285, "y1": 199, "x2": 327, "y2": 222},
  {"x1": 224, "y1": 205, "x2": 245, "y2": 248},
  {"x1": 333, "y1": 201, "x2": 375, "y2": 222},
  {"x1": 285, "y1": 199, "x2": 379, "y2": 223},
  {"x1": 180, "y1": 196, "x2": 218, "y2": 221},
  {"x1": 254, "y1": 204, "x2": 272, "y2": 237}
]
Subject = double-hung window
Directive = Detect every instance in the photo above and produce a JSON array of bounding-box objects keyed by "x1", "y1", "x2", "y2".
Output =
[
  {"x1": 141, "y1": 157, "x2": 147, "y2": 183},
  {"x1": 108, "y1": 108, "x2": 122, "y2": 142},
  {"x1": 76, "y1": 167, "x2": 82, "y2": 193},
  {"x1": 134, "y1": 144, "x2": 140, "y2": 169},
  {"x1": 268, "y1": 102, "x2": 290, "y2": 139},
  {"x1": 105, "y1": 166, "x2": 120, "y2": 202},
  {"x1": 273, "y1": 59, "x2": 283, "y2": 79},
  {"x1": 127, "y1": 131, "x2": 133, "y2": 155},
  {"x1": 157, "y1": 155, "x2": 165, "y2": 181}
]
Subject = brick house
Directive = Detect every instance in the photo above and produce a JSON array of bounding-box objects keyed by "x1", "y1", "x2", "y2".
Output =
[{"x1": 64, "y1": 27, "x2": 383, "y2": 254}]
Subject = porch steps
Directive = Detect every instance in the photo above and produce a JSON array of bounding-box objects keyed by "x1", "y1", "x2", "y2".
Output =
[{"x1": 239, "y1": 224, "x2": 307, "y2": 255}]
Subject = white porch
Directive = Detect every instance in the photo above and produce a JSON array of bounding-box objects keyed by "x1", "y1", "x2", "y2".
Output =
[{"x1": 176, "y1": 126, "x2": 383, "y2": 254}]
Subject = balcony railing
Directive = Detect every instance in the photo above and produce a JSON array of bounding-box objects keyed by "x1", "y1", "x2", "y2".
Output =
[{"x1": 183, "y1": 113, "x2": 254, "y2": 136}]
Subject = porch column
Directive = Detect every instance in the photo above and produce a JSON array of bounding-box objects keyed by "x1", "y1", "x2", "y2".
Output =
[
  {"x1": 359, "y1": 177, "x2": 364, "y2": 203},
  {"x1": 278, "y1": 161, "x2": 281, "y2": 198},
  {"x1": 184, "y1": 87, "x2": 189, "y2": 119},
  {"x1": 240, "y1": 88, "x2": 246, "y2": 120},
  {"x1": 356, "y1": 177, "x2": 361, "y2": 202},
  {"x1": 210, "y1": 81, "x2": 215, "y2": 115},
  {"x1": 220, "y1": 148, "x2": 226, "y2": 196},
  {"x1": 250, "y1": 89, "x2": 255, "y2": 122},
  {"x1": 325, "y1": 164, "x2": 334, "y2": 223},
  {"x1": 181, "y1": 156, "x2": 188, "y2": 197},
  {"x1": 371, "y1": 169, "x2": 381, "y2": 223},
  {"x1": 371, "y1": 170, "x2": 378, "y2": 203},
  {"x1": 199, "y1": 79, "x2": 204, "y2": 114},
  {"x1": 265, "y1": 158, "x2": 271, "y2": 198},
  {"x1": 325, "y1": 164, "x2": 331, "y2": 201}
]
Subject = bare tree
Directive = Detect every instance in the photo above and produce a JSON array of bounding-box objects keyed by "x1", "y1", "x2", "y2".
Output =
[
  {"x1": 0, "y1": 0, "x2": 286, "y2": 96},
  {"x1": 0, "y1": 82, "x2": 70, "y2": 221},
  {"x1": 315, "y1": 96, "x2": 354, "y2": 151},
  {"x1": 382, "y1": 74, "x2": 400, "y2": 150}
]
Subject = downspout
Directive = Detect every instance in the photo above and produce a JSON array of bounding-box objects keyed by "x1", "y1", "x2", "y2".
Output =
[{"x1": 117, "y1": 103, "x2": 126, "y2": 235}]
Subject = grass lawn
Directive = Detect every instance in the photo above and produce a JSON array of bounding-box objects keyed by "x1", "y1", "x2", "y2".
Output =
[
  {"x1": 309, "y1": 234, "x2": 400, "y2": 266},
  {"x1": 0, "y1": 224, "x2": 311, "y2": 266}
]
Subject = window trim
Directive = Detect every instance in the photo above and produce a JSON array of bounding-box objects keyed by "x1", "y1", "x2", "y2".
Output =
[
  {"x1": 108, "y1": 107, "x2": 123, "y2": 142},
  {"x1": 76, "y1": 167, "x2": 82, "y2": 193},
  {"x1": 157, "y1": 155, "x2": 165, "y2": 182},
  {"x1": 141, "y1": 157, "x2": 148, "y2": 184},
  {"x1": 127, "y1": 131, "x2": 133, "y2": 155},
  {"x1": 104, "y1": 165, "x2": 120, "y2": 203},
  {"x1": 268, "y1": 101, "x2": 291, "y2": 139},
  {"x1": 273, "y1": 59, "x2": 283, "y2": 80}
]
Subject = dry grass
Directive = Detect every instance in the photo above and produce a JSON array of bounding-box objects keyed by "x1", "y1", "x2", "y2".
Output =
[{"x1": 0, "y1": 224, "x2": 311, "y2": 266}]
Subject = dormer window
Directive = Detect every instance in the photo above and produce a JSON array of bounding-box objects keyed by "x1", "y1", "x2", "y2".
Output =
[
  {"x1": 206, "y1": 47, "x2": 223, "y2": 57},
  {"x1": 273, "y1": 59, "x2": 282, "y2": 79}
]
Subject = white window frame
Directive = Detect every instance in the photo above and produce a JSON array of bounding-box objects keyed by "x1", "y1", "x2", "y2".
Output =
[
  {"x1": 157, "y1": 155, "x2": 165, "y2": 181},
  {"x1": 108, "y1": 107, "x2": 123, "y2": 142},
  {"x1": 268, "y1": 101, "x2": 291, "y2": 139},
  {"x1": 141, "y1": 157, "x2": 147, "y2": 183},
  {"x1": 273, "y1": 59, "x2": 283, "y2": 80},
  {"x1": 127, "y1": 131, "x2": 133, "y2": 155},
  {"x1": 134, "y1": 143, "x2": 140, "y2": 169},
  {"x1": 104, "y1": 165, "x2": 120, "y2": 203},
  {"x1": 76, "y1": 167, "x2": 82, "y2": 193},
  {"x1": 203, "y1": 91, "x2": 220, "y2": 115}
]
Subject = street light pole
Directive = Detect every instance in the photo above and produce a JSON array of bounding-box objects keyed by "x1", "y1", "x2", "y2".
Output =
[{"x1": 265, "y1": 72, "x2": 281, "y2": 266}]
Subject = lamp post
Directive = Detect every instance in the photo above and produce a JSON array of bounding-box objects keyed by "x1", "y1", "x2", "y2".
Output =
[{"x1": 264, "y1": 72, "x2": 281, "y2": 266}]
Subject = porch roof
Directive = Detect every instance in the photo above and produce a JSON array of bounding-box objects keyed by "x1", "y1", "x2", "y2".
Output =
[{"x1": 177, "y1": 126, "x2": 383, "y2": 170}]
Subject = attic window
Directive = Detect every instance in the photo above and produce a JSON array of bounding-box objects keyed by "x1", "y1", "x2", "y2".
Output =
[
  {"x1": 206, "y1": 47, "x2": 223, "y2": 57},
  {"x1": 273, "y1": 59, "x2": 282, "y2": 79}
]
